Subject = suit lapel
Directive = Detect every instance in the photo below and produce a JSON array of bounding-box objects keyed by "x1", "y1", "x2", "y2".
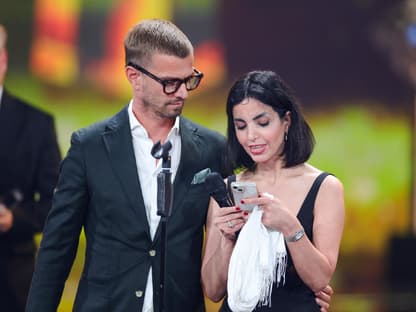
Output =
[
  {"x1": 152, "y1": 117, "x2": 203, "y2": 243},
  {"x1": 172, "y1": 118, "x2": 203, "y2": 213},
  {"x1": 102, "y1": 107, "x2": 151, "y2": 240}
]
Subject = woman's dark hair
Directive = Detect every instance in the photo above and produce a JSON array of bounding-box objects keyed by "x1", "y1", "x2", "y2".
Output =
[{"x1": 225, "y1": 70, "x2": 315, "y2": 171}]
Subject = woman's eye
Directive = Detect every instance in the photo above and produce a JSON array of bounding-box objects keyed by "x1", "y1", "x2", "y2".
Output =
[
  {"x1": 259, "y1": 121, "x2": 269, "y2": 127},
  {"x1": 234, "y1": 122, "x2": 246, "y2": 130}
]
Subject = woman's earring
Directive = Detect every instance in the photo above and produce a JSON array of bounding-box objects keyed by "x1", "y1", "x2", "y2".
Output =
[{"x1": 284, "y1": 131, "x2": 288, "y2": 142}]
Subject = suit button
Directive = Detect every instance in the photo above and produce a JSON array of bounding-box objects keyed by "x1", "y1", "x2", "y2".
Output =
[
  {"x1": 135, "y1": 290, "x2": 143, "y2": 298},
  {"x1": 149, "y1": 249, "x2": 156, "y2": 257}
]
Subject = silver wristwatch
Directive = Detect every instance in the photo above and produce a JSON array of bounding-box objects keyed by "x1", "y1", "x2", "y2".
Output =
[{"x1": 285, "y1": 229, "x2": 305, "y2": 243}]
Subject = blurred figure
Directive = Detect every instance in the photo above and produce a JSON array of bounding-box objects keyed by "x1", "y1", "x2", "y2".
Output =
[{"x1": 0, "y1": 24, "x2": 61, "y2": 312}]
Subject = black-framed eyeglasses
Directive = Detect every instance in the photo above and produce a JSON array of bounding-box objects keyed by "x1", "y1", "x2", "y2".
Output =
[{"x1": 127, "y1": 62, "x2": 204, "y2": 95}]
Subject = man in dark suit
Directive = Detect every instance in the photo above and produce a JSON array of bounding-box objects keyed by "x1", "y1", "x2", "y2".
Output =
[
  {"x1": 0, "y1": 24, "x2": 61, "y2": 312},
  {"x1": 26, "y1": 19, "x2": 228, "y2": 312}
]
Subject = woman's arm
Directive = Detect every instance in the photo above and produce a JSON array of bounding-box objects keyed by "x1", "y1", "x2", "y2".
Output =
[
  {"x1": 287, "y1": 175, "x2": 344, "y2": 291},
  {"x1": 249, "y1": 175, "x2": 344, "y2": 292},
  {"x1": 284, "y1": 176, "x2": 345, "y2": 291},
  {"x1": 201, "y1": 198, "x2": 245, "y2": 301}
]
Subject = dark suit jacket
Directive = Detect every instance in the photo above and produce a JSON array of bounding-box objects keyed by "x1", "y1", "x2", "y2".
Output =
[
  {"x1": 27, "y1": 106, "x2": 228, "y2": 312},
  {"x1": 0, "y1": 89, "x2": 61, "y2": 309}
]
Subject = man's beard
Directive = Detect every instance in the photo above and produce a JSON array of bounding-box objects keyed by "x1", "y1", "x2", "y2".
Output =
[{"x1": 143, "y1": 97, "x2": 184, "y2": 119}]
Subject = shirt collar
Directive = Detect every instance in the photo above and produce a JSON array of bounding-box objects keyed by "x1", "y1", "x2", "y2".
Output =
[{"x1": 127, "y1": 100, "x2": 180, "y2": 136}]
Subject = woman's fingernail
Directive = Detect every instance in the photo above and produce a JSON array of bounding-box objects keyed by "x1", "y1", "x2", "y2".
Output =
[
  {"x1": 243, "y1": 211, "x2": 249, "y2": 216},
  {"x1": 240, "y1": 199, "x2": 245, "y2": 204},
  {"x1": 235, "y1": 207, "x2": 241, "y2": 211}
]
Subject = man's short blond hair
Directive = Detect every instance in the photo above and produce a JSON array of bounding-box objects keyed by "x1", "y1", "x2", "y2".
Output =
[{"x1": 124, "y1": 19, "x2": 193, "y2": 67}]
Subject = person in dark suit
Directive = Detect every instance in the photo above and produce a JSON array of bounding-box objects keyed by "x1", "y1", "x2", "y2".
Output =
[
  {"x1": 26, "y1": 19, "x2": 228, "y2": 312},
  {"x1": 26, "y1": 19, "x2": 333, "y2": 312},
  {"x1": 0, "y1": 24, "x2": 61, "y2": 312}
]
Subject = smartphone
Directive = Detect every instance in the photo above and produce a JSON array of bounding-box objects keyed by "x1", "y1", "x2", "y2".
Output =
[{"x1": 230, "y1": 181, "x2": 258, "y2": 211}]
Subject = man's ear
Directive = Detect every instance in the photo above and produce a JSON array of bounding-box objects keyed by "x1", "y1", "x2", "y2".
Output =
[{"x1": 125, "y1": 66, "x2": 140, "y2": 89}]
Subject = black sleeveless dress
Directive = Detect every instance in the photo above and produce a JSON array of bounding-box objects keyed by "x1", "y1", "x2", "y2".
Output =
[{"x1": 220, "y1": 172, "x2": 330, "y2": 312}]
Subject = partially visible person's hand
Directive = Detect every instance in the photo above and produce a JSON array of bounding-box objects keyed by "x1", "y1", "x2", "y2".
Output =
[
  {"x1": 315, "y1": 284, "x2": 333, "y2": 311},
  {"x1": 0, "y1": 204, "x2": 13, "y2": 232}
]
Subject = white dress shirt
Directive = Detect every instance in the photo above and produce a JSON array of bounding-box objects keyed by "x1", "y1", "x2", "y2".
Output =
[
  {"x1": 128, "y1": 102, "x2": 181, "y2": 312},
  {"x1": 0, "y1": 86, "x2": 3, "y2": 109}
]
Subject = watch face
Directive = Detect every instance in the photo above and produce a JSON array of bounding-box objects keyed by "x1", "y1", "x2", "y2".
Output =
[
  {"x1": 286, "y1": 229, "x2": 305, "y2": 242},
  {"x1": 294, "y1": 231, "x2": 303, "y2": 241}
]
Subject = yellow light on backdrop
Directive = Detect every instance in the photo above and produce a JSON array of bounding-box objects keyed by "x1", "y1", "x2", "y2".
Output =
[
  {"x1": 30, "y1": 0, "x2": 173, "y2": 96},
  {"x1": 30, "y1": 0, "x2": 81, "y2": 86},
  {"x1": 82, "y1": 0, "x2": 174, "y2": 97}
]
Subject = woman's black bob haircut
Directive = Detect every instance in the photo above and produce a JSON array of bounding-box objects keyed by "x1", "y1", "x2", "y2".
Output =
[{"x1": 225, "y1": 70, "x2": 315, "y2": 171}]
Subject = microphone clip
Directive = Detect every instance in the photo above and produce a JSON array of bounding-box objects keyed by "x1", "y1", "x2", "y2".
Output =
[
  {"x1": 151, "y1": 140, "x2": 173, "y2": 217},
  {"x1": 151, "y1": 140, "x2": 172, "y2": 160}
]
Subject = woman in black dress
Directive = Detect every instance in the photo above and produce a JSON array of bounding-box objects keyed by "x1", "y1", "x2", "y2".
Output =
[{"x1": 201, "y1": 70, "x2": 344, "y2": 311}]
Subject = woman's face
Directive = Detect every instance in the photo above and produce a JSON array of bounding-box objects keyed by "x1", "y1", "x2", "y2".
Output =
[{"x1": 232, "y1": 97, "x2": 290, "y2": 164}]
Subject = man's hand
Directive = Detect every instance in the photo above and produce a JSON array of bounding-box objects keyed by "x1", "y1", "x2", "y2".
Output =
[
  {"x1": 0, "y1": 204, "x2": 13, "y2": 232},
  {"x1": 315, "y1": 285, "x2": 334, "y2": 311}
]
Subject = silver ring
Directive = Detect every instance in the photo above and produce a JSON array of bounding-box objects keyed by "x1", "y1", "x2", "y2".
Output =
[{"x1": 227, "y1": 220, "x2": 234, "y2": 228}]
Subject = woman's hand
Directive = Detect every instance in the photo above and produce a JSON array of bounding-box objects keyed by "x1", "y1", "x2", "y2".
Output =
[
  {"x1": 240, "y1": 192, "x2": 297, "y2": 235},
  {"x1": 213, "y1": 206, "x2": 247, "y2": 241}
]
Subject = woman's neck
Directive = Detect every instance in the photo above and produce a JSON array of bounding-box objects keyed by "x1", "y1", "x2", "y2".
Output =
[{"x1": 242, "y1": 161, "x2": 306, "y2": 186}]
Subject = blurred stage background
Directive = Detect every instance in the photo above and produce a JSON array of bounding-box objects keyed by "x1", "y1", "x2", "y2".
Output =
[{"x1": 1, "y1": 0, "x2": 416, "y2": 311}]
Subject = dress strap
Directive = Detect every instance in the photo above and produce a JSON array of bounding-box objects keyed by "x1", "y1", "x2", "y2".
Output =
[
  {"x1": 305, "y1": 172, "x2": 331, "y2": 204},
  {"x1": 297, "y1": 172, "x2": 332, "y2": 241}
]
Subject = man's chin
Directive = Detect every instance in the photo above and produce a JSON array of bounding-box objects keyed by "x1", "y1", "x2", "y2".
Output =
[{"x1": 170, "y1": 106, "x2": 183, "y2": 117}]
